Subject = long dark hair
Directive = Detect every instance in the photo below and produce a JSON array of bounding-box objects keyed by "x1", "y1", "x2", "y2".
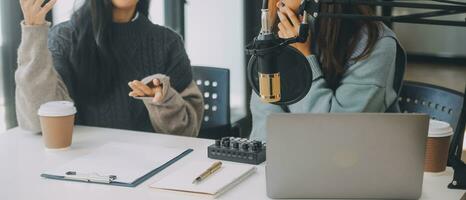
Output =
[
  {"x1": 316, "y1": 4, "x2": 380, "y2": 90},
  {"x1": 70, "y1": 0, "x2": 150, "y2": 101},
  {"x1": 270, "y1": 1, "x2": 381, "y2": 90}
]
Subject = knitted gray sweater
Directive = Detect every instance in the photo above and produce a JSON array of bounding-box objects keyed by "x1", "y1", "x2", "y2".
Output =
[{"x1": 15, "y1": 15, "x2": 203, "y2": 137}]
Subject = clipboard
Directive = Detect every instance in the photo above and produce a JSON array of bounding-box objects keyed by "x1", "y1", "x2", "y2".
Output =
[{"x1": 40, "y1": 142, "x2": 193, "y2": 187}]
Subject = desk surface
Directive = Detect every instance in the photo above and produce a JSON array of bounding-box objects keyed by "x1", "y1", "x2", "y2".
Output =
[{"x1": 0, "y1": 126, "x2": 464, "y2": 200}]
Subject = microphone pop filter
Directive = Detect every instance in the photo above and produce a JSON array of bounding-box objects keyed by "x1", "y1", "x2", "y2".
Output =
[{"x1": 247, "y1": 45, "x2": 313, "y2": 105}]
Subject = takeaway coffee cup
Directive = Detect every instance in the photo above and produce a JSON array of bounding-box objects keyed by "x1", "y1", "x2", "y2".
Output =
[
  {"x1": 424, "y1": 119, "x2": 454, "y2": 172},
  {"x1": 38, "y1": 101, "x2": 77, "y2": 150}
]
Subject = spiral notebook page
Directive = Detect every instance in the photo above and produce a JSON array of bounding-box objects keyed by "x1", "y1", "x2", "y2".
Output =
[
  {"x1": 43, "y1": 142, "x2": 187, "y2": 184},
  {"x1": 151, "y1": 161, "x2": 256, "y2": 197}
]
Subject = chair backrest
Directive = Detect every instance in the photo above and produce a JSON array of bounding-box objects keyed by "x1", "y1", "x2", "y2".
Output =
[
  {"x1": 393, "y1": 43, "x2": 407, "y2": 96},
  {"x1": 399, "y1": 81, "x2": 464, "y2": 133},
  {"x1": 192, "y1": 66, "x2": 231, "y2": 131},
  {"x1": 386, "y1": 41, "x2": 406, "y2": 112},
  {"x1": 448, "y1": 84, "x2": 466, "y2": 166}
]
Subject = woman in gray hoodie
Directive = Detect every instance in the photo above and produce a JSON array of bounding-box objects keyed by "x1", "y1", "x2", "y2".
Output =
[{"x1": 250, "y1": 0, "x2": 403, "y2": 141}]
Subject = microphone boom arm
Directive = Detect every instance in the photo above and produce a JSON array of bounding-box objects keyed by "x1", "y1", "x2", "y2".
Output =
[{"x1": 306, "y1": 0, "x2": 466, "y2": 27}]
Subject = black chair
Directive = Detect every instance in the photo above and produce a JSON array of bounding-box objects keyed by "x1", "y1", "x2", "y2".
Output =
[
  {"x1": 448, "y1": 84, "x2": 466, "y2": 189},
  {"x1": 399, "y1": 81, "x2": 466, "y2": 169},
  {"x1": 393, "y1": 41, "x2": 407, "y2": 98},
  {"x1": 398, "y1": 81, "x2": 464, "y2": 134},
  {"x1": 192, "y1": 66, "x2": 241, "y2": 139},
  {"x1": 386, "y1": 40, "x2": 407, "y2": 112}
]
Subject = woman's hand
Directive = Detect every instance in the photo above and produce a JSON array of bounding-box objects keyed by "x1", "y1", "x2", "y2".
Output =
[
  {"x1": 277, "y1": 4, "x2": 312, "y2": 56},
  {"x1": 128, "y1": 79, "x2": 164, "y2": 103},
  {"x1": 20, "y1": 0, "x2": 57, "y2": 26}
]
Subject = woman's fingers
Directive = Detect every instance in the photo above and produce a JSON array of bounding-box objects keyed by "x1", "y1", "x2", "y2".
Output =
[
  {"x1": 153, "y1": 86, "x2": 163, "y2": 103},
  {"x1": 33, "y1": 0, "x2": 45, "y2": 9},
  {"x1": 20, "y1": 0, "x2": 56, "y2": 25},
  {"x1": 31, "y1": 0, "x2": 43, "y2": 14},
  {"x1": 128, "y1": 88, "x2": 145, "y2": 98},
  {"x1": 278, "y1": 22, "x2": 284, "y2": 32},
  {"x1": 152, "y1": 79, "x2": 163, "y2": 103},
  {"x1": 19, "y1": 0, "x2": 28, "y2": 15},
  {"x1": 134, "y1": 81, "x2": 154, "y2": 95},
  {"x1": 278, "y1": 23, "x2": 291, "y2": 39},
  {"x1": 129, "y1": 81, "x2": 154, "y2": 96},
  {"x1": 277, "y1": 12, "x2": 298, "y2": 38},
  {"x1": 277, "y1": 11, "x2": 294, "y2": 33},
  {"x1": 276, "y1": 0, "x2": 284, "y2": 8},
  {"x1": 20, "y1": 0, "x2": 33, "y2": 7},
  {"x1": 19, "y1": 0, "x2": 34, "y2": 14},
  {"x1": 128, "y1": 79, "x2": 164, "y2": 101},
  {"x1": 19, "y1": 0, "x2": 28, "y2": 8},
  {"x1": 129, "y1": 91, "x2": 144, "y2": 97},
  {"x1": 153, "y1": 78, "x2": 161, "y2": 87},
  {"x1": 278, "y1": 22, "x2": 296, "y2": 39},
  {"x1": 128, "y1": 81, "x2": 146, "y2": 96},
  {"x1": 278, "y1": 30, "x2": 284, "y2": 39},
  {"x1": 39, "y1": 0, "x2": 57, "y2": 15},
  {"x1": 277, "y1": 5, "x2": 302, "y2": 39},
  {"x1": 281, "y1": 5, "x2": 301, "y2": 28}
]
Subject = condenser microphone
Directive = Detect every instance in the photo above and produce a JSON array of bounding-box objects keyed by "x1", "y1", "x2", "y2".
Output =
[
  {"x1": 245, "y1": 0, "x2": 313, "y2": 105},
  {"x1": 256, "y1": 0, "x2": 282, "y2": 103}
]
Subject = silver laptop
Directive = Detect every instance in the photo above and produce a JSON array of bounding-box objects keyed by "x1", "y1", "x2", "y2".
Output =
[{"x1": 266, "y1": 113, "x2": 429, "y2": 199}]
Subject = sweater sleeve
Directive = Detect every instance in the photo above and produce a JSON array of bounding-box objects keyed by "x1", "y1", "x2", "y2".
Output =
[
  {"x1": 302, "y1": 37, "x2": 397, "y2": 113},
  {"x1": 161, "y1": 28, "x2": 193, "y2": 93},
  {"x1": 15, "y1": 22, "x2": 72, "y2": 132},
  {"x1": 134, "y1": 74, "x2": 204, "y2": 137},
  {"x1": 133, "y1": 28, "x2": 203, "y2": 137}
]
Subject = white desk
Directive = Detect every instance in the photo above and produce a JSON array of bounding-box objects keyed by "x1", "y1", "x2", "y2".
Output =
[{"x1": 0, "y1": 126, "x2": 464, "y2": 200}]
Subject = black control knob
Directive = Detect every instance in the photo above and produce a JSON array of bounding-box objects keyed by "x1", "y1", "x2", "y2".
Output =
[
  {"x1": 232, "y1": 141, "x2": 239, "y2": 149},
  {"x1": 252, "y1": 141, "x2": 263, "y2": 150},
  {"x1": 241, "y1": 143, "x2": 250, "y2": 151},
  {"x1": 221, "y1": 138, "x2": 230, "y2": 148},
  {"x1": 251, "y1": 145, "x2": 258, "y2": 152}
]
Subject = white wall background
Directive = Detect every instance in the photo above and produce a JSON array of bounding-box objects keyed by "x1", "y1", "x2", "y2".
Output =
[
  {"x1": 52, "y1": 0, "x2": 80, "y2": 24},
  {"x1": 393, "y1": 8, "x2": 466, "y2": 57},
  {"x1": 184, "y1": 0, "x2": 245, "y2": 114}
]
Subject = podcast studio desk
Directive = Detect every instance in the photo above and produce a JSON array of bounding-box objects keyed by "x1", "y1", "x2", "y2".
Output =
[{"x1": 0, "y1": 126, "x2": 464, "y2": 200}]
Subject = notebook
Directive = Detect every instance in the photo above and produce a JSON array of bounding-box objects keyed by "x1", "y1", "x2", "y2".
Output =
[
  {"x1": 151, "y1": 161, "x2": 256, "y2": 198},
  {"x1": 41, "y1": 142, "x2": 193, "y2": 187}
]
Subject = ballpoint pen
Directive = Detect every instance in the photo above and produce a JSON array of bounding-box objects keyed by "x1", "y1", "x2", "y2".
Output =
[{"x1": 192, "y1": 161, "x2": 222, "y2": 184}]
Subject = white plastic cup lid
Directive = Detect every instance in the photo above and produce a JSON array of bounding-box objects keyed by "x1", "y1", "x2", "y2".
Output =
[
  {"x1": 38, "y1": 101, "x2": 77, "y2": 117},
  {"x1": 428, "y1": 119, "x2": 453, "y2": 138}
]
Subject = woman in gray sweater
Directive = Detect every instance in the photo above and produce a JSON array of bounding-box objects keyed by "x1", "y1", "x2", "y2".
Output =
[
  {"x1": 250, "y1": 0, "x2": 404, "y2": 140},
  {"x1": 16, "y1": 0, "x2": 204, "y2": 137}
]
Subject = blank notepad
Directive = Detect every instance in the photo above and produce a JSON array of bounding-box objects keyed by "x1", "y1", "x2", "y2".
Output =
[{"x1": 151, "y1": 161, "x2": 256, "y2": 197}]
